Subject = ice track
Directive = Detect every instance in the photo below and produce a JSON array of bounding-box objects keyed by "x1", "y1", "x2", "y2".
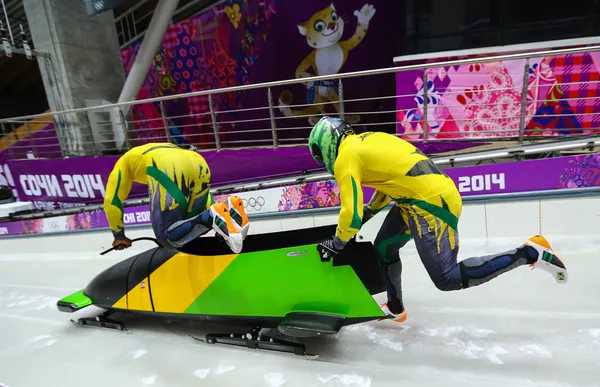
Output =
[{"x1": 0, "y1": 246, "x2": 599, "y2": 387}]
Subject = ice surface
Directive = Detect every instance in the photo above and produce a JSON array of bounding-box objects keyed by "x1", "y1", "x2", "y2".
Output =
[{"x1": 0, "y1": 242, "x2": 599, "y2": 387}]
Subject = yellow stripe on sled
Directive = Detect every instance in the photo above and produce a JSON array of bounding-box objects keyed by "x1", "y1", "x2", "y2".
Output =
[
  {"x1": 112, "y1": 279, "x2": 153, "y2": 312},
  {"x1": 149, "y1": 252, "x2": 237, "y2": 313}
]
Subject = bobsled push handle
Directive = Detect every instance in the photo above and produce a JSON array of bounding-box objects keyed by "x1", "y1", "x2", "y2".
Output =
[{"x1": 100, "y1": 237, "x2": 163, "y2": 255}]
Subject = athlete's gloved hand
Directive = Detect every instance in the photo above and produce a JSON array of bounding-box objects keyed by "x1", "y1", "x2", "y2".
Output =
[
  {"x1": 112, "y1": 236, "x2": 132, "y2": 250},
  {"x1": 317, "y1": 235, "x2": 347, "y2": 262}
]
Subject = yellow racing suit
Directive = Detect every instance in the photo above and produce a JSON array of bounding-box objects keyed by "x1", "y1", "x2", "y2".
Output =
[
  {"x1": 332, "y1": 132, "x2": 537, "y2": 314},
  {"x1": 333, "y1": 131, "x2": 462, "y2": 245},
  {"x1": 104, "y1": 142, "x2": 214, "y2": 245}
]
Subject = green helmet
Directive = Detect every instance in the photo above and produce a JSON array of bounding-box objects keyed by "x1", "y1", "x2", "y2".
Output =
[{"x1": 308, "y1": 116, "x2": 354, "y2": 175}]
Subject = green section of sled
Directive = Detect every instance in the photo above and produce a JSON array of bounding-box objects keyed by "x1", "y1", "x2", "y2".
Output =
[
  {"x1": 185, "y1": 244, "x2": 385, "y2": 319},
  {"x1": 57, "y1": 289, "x2": 93, "y2": 313}
]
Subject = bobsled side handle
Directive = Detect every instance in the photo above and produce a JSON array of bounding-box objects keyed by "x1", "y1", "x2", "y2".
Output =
[{"x1": 100, "y1": 237, "x2": 163, "y2": 255}]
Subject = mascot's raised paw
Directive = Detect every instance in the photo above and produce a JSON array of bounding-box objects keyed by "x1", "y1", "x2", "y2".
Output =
[{"x1": 354, "y1": 4, "x2": 376, "y2": 25}]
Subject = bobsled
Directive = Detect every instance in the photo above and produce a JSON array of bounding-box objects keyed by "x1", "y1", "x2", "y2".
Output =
[{"x1": 57, "y1": 224, "x2": 387, "y2": 357}]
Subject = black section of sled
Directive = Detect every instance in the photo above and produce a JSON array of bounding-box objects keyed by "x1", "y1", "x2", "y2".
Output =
[
  {"x1": 333, "y1": 238, "x2": 386, "y2": 295},
  {"x1": 71, "y1": 310, "x2": 127, "y2": 331},
  {"x1": 100, "y1": 237, "x2": 163, "y2": 255},
  {"x1": 277, "y1": 312, "x2": 345, "y2": 337},
  {"x1": 83, "y1": 247, "x2": 176, "y2": 308},
  {"x1": 180, "y1": 225, "x2": 338, "y2": 256},
  {"x1": 202, "y1": 327, "x2": 314, "y2": 357},
  {"x1": 57, "y1": 301, "x2": 80, "y2": 313},
  {"x1": 123, "y1": 309, "x2": 284, "y2": 329},
  {"x1": 83, "y1": 256, "x2": 135, "y2": 307}
]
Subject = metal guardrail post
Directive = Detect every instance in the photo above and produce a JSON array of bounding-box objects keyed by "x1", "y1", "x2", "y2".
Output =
[
  {"x1": 52, "y1": 114, "x2": 67, "y2": 158},
  {"x1": 422, "y1": 70, "x2": 429, "y2": 141},
  {"x1": 208, "y1": 94, "x2": 221, "y2": 149},
  {"x1": 80, "y1": 110, "x2": 99, "y2": 156},
  {"x1": 338, "y1": 79, "x2": 345, "y2": 120},
  {"x1": 518, "y1": 60, "x2": 530, "y2": 144},
  {"x1": 24, "y1": 121, "x2": 38, "y2": 158},
  {"x1": 117, "y1": 107, "x2": 132, "y2": 151},
  {"x1": 159, "y1": 101, "x2": 171, "y2": 143},
  {"x1": 267, "y1": 87, "x2": 278, "y2": 147}
]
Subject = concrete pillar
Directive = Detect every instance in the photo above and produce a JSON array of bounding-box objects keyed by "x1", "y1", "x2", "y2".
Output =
[{"x1": 23, "y1": 0, "x2": 126, "y2": 156}]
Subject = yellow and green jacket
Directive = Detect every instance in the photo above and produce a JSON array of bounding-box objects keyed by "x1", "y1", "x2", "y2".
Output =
[
  {"x1": 333, "y1": 132, "x2": 462, "y2": 242},
  {"x1": 104, "y1": 143, "x2": 213, "y2": 237}
]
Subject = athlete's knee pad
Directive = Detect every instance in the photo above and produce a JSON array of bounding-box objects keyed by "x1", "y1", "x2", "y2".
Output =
[
  {"x1": 164, "y1": 211, "x2": 212, "y2": 248},
  {"x1": 431, "y1": 268, "x2": 463, "y2": 292}
]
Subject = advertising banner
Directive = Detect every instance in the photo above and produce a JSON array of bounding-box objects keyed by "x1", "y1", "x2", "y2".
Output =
[
  {"x1": 3, "y1": 142, "x2": 485, "y2": 209},
  {"x1": 278, "y1": 153, "x2": 600, "y2": 210},
  {"x1": 4, "y1": 146, "x2": 323, "y2": 209},
  {"x1": 395, "y1": 52, "x2": 600, "y2": 140},
  {"x1": 1, "y1": 153, "x2": 598, "y2": 238}
]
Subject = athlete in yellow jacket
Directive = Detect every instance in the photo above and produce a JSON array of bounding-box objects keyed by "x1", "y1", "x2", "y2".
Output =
[
  {"x1": 103, "y1": 142, "x2": 249, "y2": 253},
  {"x1": 309, "y1": 117, "x2": 568, "y2": 322}
]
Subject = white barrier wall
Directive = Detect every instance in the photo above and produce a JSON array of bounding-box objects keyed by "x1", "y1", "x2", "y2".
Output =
[{"x1": 1, "y1": 196, "x2": 599, "y2": 262}]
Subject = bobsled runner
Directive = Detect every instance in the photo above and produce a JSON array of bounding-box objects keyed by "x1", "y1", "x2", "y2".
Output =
[{"x1": 56, "y1": 225, "x2": 387, "y2": 357}]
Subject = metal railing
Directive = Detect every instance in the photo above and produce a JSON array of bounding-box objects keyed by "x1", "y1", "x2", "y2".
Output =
[{"x1": 2, "y1": 44, "x2": 600, "y2": 160}]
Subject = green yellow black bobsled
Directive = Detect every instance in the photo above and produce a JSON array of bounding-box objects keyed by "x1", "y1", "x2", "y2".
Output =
[{"x1": 57, "y1": 225, "x2": 387, "y2": 356}]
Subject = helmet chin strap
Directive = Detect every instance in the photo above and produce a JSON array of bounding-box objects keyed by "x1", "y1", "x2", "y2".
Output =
[{"x1": 335, "y1": 125, "x2": 354, "y2": 153}]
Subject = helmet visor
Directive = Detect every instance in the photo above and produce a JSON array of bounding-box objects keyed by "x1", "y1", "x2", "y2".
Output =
[{"x1": 311, "y1": 143, "x2": 324, "y2": 164}]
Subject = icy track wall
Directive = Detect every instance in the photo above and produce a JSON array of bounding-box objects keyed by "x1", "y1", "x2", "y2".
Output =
[{"x1": 1, "y1": 194, "x2": 599, "y2": 263}]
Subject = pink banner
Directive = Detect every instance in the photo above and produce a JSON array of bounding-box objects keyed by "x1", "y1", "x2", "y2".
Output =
[{"x1": 396, "y1": 53, "x2": 600, "y2": 140}]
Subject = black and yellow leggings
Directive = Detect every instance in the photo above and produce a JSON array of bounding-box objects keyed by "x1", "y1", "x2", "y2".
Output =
[
  {"x1": 146, "y1": 170, "x2": 214, "y2": 248},
  {"x1": 374, "y1": 204, "x2": 538, "y2": 314}
]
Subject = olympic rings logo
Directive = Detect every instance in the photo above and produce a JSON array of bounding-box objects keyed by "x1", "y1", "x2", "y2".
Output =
[
  {"x1": 47, "y1": 220, "x2": 60, "y2": 230},
  {"x1": 243, "y1": 196, "x2": 265, "y2": 211}
]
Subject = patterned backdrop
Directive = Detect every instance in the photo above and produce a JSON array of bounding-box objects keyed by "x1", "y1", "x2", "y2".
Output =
[
  {"x1": 121, "y1": 0, "x2": 278, "y2": 148},
  {"x1": 558, "y1": 153, "x2": 600, "y2": 189},
  {"x1": 121, "y1": 0, "x2": 401, "y2": 149},
  {"x1": 396, "y1": 53, "x2": 600, "y2": 139}
]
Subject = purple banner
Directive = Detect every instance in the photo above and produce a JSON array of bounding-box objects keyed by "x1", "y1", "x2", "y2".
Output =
[
  {"x1": 278, "y1": 153, "x2": 600, "y2": 210},
  {"x1": 3, "y1": 142, "x2": 486, "y2": 208},
  {"x1": 2, "y1": 153, "x2": 598, "y2": 237},
  {"x1": 4, "y1": 146, "x2": 324, "y2": 207},
  {"x1": 0, "y1": 205, "x2": 150, "y2": 236}
]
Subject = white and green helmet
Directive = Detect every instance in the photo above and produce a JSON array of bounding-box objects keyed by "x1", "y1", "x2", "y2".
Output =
[{"x1": 308, "y1": 116, "x2": 354, "y2": 175}]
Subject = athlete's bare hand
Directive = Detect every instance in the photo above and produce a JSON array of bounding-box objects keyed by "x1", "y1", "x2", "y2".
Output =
[{"x1": 112, "y1": 237, "x2": 132, "y2": 250}]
